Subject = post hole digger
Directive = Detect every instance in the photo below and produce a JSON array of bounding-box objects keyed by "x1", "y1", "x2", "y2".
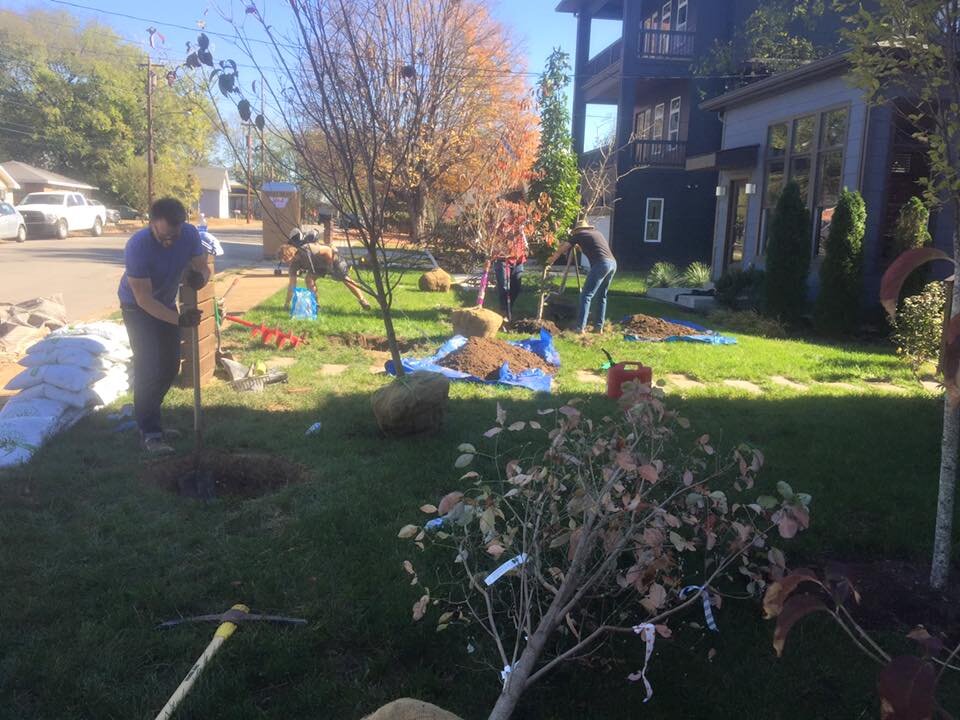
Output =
[{"x1": 153, "y1": 604, "x2": 306, "y2": 720}]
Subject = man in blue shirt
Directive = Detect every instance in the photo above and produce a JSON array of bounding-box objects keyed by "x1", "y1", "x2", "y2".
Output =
[{"x1": 118, "y1": 198, "x2": 211, "y2": 453}]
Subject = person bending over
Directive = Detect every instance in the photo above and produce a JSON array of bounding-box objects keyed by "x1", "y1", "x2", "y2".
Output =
[
  {"x1": 278, "y1": 238, "x2": 371, "y2": 311},
  {"x1": 545, "y1": 219, "x2": 617, "y2": 333},
  {"x1": 117, "y1": 197, "x2": 211, "y2": 454}
]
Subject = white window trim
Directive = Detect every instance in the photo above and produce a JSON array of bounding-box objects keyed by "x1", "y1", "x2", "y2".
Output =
[
  {"x1": 668, "y1": 96, "x2": 681, "y2": 142},
  {"x1": 677, "y1": 0, "x2": 688, "y2": 31},
  {"x1": 645, "y1": 198, "x2": 665, "y2": 243},
  {"x1": 661, "y1": 2, "x2": 672, "y2": 30},
  {"x1": 653, "y1": 103, "x2": 665, "y2": 140}
]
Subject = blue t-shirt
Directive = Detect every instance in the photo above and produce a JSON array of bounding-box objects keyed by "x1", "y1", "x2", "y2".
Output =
[{"x1": 118, "y1": 224, "x2": 204, "y2": 309}]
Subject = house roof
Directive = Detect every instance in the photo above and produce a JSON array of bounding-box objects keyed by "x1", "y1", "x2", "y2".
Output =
[
  {"x1": 701, "y1": 53, "x2": 851, "y2": 112},
  {"x1": 0, "y1": 161, "x2": 97, "y2": 190},
  {"x1": 192, "y1": 165, "x2": 231, "y2": 191},
  {"x1": 554, "y1": 0, "x2": 623, "y2": 19},
  {"x1": 0, "y1": 165, "x2": 20, "y2": 191}
]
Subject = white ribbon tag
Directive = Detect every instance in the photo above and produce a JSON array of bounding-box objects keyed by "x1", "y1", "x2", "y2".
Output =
[
  {"x1": 484, "y1": 554, "x2": 528, "y2": 586},
  {"x1": 627, "y1": 623, "x2": 656, "y2": 702},
  {"x1": 679, "y1": 585, "x2": 719, "y2": 631}
]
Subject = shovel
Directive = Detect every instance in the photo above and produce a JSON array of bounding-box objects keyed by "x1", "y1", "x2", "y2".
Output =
[{"x1": 177, "y1": 298, "x2": 214, "y2": 500}]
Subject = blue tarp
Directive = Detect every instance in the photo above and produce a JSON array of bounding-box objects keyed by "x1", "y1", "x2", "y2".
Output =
[
  {"x1": 622, "y1": 316, "x2": 737, "y2": 345},
  {"x1": 385, "y1": 329, "x2": 560, "y2": 392}
]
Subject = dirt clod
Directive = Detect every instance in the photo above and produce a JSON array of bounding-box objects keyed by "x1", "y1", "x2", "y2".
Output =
[
  {"x1": 620, "y1": 314, "x2": 698, "y2": 340},
  {"x1": 437, "y1": 337, "x2": 555, "y2": 381},
  {"x1": 143, "y1": 452, "x2": 307, "y2": 499},
  {"x1": 506, "y1": 318, "x2": 562, "y2": 336}
]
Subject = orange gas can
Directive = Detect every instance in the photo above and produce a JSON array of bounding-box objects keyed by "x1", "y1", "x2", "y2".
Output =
[{"x1": 606, "y1": 362, "x2": 653, "y2": 399}]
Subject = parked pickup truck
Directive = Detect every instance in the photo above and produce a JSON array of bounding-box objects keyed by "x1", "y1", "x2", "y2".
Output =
[{"x1": 16, "y1": 191, "x2": 107, "y2": 239}]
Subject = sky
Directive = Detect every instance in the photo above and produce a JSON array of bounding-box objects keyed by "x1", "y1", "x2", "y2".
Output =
[{"x1": 0, "y1": 0, "x2": 621, "y2": 148}]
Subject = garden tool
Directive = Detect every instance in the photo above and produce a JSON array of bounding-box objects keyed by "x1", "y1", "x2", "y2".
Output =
[
  {"x1": 545, "y1": 249, "x2": 578, "y2": 322},
  {"x1": 177, "y1": 298, "x2": 214, "y2": 501},
  {"x1": 154, "y1": 604, "x2": 307, "y2": 720},
  {"x1": 223, "y1": 315, "x2": 307, "y2": 349}
]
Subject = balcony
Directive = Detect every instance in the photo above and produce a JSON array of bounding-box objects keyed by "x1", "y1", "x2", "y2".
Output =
[
  {"x1": 584, "y1": 38, "x2": 622, "y2": 78},
  {"x1": 638, "y1": 29, "x2": 696, "y2": 60},
  {"x1": 632, "y1": 140, "x2": 687, "y2": 168}
]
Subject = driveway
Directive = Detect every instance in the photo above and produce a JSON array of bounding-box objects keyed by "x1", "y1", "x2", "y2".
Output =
[{"x1": 0, "y1": 228, "x2": 274, "y2": 322}]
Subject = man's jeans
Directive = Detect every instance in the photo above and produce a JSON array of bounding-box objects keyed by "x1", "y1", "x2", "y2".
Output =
[
  {"x1": 578, "y1": 259, "x2": 617, "y2": 332},
  {"x1": 121, "y1": 306, "x2": 181, "y2": 438},
  {"x1": 494, "y1": 261, "x2": 523, "y2": 320}
]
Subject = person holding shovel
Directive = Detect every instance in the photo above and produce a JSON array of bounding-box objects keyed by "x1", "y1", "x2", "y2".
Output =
[
  {"x1": 545, "y1": 219, "x2": 617, "y2": 333},
  {"x1": 117, "y1": 198, "x2": 211, "y2": 454},
  {"x1": 278, "y1": 236, "x2": 371, "y2": 311}
]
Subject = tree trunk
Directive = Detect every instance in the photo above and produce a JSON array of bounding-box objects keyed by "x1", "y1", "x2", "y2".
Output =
[
  {"x1": 409, "y1": 186, "x2": 426, "y2": 245},
  {"x1": 930, "y1": 232, "x2": 960, "y2": 589},
  {"x1": 364, "y1": 235, "x2": 405, "y2": 378},
  {"x1": 477, "y1": 259, "x2": 491, "y2": 308}
]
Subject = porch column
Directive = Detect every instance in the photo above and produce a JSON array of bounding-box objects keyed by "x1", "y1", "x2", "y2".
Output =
[
  {"x1": 571, "y1": 9, "x2": 592, "y2": 155},
  {"x1": 615, "y1": 0, "x2": 643, "y2": 176}
]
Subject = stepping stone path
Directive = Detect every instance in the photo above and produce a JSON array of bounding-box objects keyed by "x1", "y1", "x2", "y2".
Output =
[
  {"x1": 820, "y1": 381, "x2": 860, "y2": 392},
  {"x1": 267, "y1": 356, "x2": 298, "y2": 369},
  {"x1": 865, "y1": 381, "x2": 905, "y2": 394},
  {"x1": 575, "y1": 370, "x2": 605, "y2": 385},
  {"x1": 770, "y1": 376, "x2": 808, "y2": 391},
  {"x1": 320, "y1": 364, "x2": 349, "y2": 377},
  {"x1": 722, "y1": 379, "x2": 763, "y2": 395},
  {"x1": 921, "y1": 380, "x2": 943, "y2": 394},
  {"x1": 663, "y1": 373, "x2": 706, "y2": 390}
]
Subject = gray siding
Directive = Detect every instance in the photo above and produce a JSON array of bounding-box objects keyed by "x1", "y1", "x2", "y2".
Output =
[{"x1": 711, "y1": 74, "x2": 870, "y2": 278}]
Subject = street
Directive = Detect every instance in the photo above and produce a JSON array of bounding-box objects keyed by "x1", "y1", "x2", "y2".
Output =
[{"x1": 0, "y1": 228, "x2": 274, "y2": 322}]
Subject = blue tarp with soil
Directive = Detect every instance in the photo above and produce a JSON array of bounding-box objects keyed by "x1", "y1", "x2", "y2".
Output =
[
  {"x1": 385, "y1": 329, "x2": 560, "y2": 393},
  {"x1": 623, "y1": 317, "x2": 737, "y2": 345}
]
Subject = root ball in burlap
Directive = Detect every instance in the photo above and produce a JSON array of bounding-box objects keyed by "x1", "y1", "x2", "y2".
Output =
[
  {"x1": 371, "y1": 372, "x2": 450, "y2": 437},
  {"x1": 362, "y1": 699, "x2": 462, "y2": 720},
  {"x1": 418, "y1": 268, "x2": 452, "y2": 292},
  {"x1": 450, "y1": 307, "x2": 502, "y2": 338}
]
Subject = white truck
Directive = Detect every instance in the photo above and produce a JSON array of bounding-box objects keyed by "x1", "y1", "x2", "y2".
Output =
[{"x1": 16, "y1": 191, "x2": 107, "y2": 239}]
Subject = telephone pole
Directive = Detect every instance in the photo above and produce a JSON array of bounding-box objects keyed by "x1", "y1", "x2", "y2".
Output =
[
  {"x1": 146, "y1": 57, "x2": 155, "y2": 208},
  {"x1": 245, "y1": 123, "x2": 253, "y2": 224}
]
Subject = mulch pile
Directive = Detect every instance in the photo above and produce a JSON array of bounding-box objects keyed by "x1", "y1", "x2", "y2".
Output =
[
  {"x1": 143, "y1": 451, "x2": 308, "y2": 499},
  {"x1": 506, "y1": 318, "x2": 563, "y2": 336},
  {"x1": 621, "y1": 314, "x2": 698, "y2": 340},
  {"x1": 437, "y1": 337, "x2": 555, "y2": 381}
]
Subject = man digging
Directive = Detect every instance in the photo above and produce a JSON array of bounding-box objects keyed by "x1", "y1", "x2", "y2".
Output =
[
  {"x1": 278, "y1": 233, "x2": 371, "y2": 311},
  {"x1": 118, "y1": 198, "x2": 211, "y2": 454}
]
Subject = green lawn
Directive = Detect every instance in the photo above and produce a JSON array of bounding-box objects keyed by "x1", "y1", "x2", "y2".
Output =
[{"x1": 0, "y1": 272, "x2": 956, "y2": 719}]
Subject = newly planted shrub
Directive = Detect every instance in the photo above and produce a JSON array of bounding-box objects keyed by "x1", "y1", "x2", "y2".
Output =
[
  {"x1": 891, "y1": 281, "x2": 946, "y2": 373},
  {"x1": 764, "y1": 181, "x2": 811, "y2": 323},
  {"x1": 814, "y1": 189, "x2": 866, "y2": 335},
  {"x1": 400, "y1": 385, "x2": 812, "y2": 719},
  {"x1": 681, "y1": 261, "x2": 712, "y2": 288},
  {"x1": 647, "y1": 262, "x2": 680, "y2": 288}
]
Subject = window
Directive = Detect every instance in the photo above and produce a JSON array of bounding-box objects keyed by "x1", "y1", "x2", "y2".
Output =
[
  {"x1": 758, "y1": 107, "x2": 850, "y2": 256},
  {"x1": 668, "y1": 97, "x2": 681, "y2": 144},
  {"x1": 651, "y1": 103, "x2": 665, "y2": 156},
  {"x1": 634, "y1": 108, "x2": 651, "y2": 141},
  {"x1": 677, "y1": 0, "x2": 688, "y2": 30},
  {"x1": 660, "y1": 1, "x2": 672, "y2": 53},
  {"x1": 67, "y1": 194, "x2": 83, "y2": 207},
  {"x1": 0, "y1": 203, "x2": 13, "y2": 215},
  {"x1": 645, "y1": 198, "x2": 664, "y2": 243}
]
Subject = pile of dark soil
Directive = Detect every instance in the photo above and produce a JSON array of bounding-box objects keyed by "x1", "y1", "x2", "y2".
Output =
[
  {"x1": 143, "y1": 451, "x2": 308, "y2": 499},
  {"x1": 621, "y1": 314, "x2": 698, "y2": 340},
  {"x1": 327, "y1": 333, "x2": 422, "y2": 353},
  {"x1": 437, "y1": 337, "x2": 555, "y2": 381},
  {"x1": 507, "y1": 318, "x2": 563, "y2": 336}
]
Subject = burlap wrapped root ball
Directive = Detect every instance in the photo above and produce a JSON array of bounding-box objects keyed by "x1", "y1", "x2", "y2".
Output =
[
  {"x1": 418, "y1": 268, "x2": 452, "y2": 292},
  {"x1": 362, "y1": 699, "x2": 462, "y2": 720},
  {"x1": 450, "y1": 307, "x2": 503, "y2": 339},
  {"x1": 371, "y1": 372, "x2": 450, "y2": 437}
]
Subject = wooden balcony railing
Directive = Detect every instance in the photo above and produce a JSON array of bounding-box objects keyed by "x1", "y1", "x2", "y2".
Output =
[
  {"x1": 638, "y1": 29, "x2": 696, "y2": 60},
  {"x1": 584, "y1": 38, "x2": 623, "y2": 77},
  {"x1": 632, "y1": 139, "x2": 687, "y2": 168}
]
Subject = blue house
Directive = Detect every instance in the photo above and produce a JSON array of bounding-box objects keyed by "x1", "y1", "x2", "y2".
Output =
[{"x1": 693, "y1": 53, "x2": 950, "y2": 305}]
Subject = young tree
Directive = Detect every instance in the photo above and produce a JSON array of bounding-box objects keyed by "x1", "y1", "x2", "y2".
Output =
[
  {"x1": 764, "y1": 181, "x2": 812, "y2": 323},
  {"x1": 528, "y1": 49, "x2": 580, "y2": 251},
  {"x1": 846, "y1": 0, "x2": 960, "y2": 589},
  {"x1": 814, "y1": 189, "x2": 866, "y2": 335},
  {"x1": 401, "y1": 385, "x2": 812, "y2": 719}
]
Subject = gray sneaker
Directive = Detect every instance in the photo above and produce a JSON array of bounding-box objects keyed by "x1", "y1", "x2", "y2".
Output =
[{"x1": 142, "y1": 435, "x2": 175, "y2": 455}]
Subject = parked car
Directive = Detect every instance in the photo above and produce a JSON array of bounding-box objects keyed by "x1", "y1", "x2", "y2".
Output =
[
  {"x1": 105, "y1": 208, "x2": 120, "y2": 225},
  {"x1": 16, "y1": 191, "x2": 107, "y2": 239},
  {"x1": 107, "y1": 205, "x2": 145, "y2": 224},
  {"x1": 0, "y1": 202, "x2": 26, "y2": 243}
]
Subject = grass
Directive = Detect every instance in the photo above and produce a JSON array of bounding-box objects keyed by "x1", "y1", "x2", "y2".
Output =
[{"x1": 0, "y1": 270, "x2": 956, "y2": 719}]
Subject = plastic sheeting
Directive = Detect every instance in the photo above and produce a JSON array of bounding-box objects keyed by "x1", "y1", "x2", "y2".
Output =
[
  {"x1": 385, "y1": 329, "x2": 560, "y2": 392},
  {"x1": 623, "y1": 317, "x2": 737, "y2": 345}
]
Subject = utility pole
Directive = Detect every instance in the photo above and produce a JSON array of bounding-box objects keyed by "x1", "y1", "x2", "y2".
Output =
[
  {"x1": 146, "y1": 57, "x2": 155, "y2": 208},
  {"x1": 245, "y1": 122, "x2": 253, "y2": 224}
]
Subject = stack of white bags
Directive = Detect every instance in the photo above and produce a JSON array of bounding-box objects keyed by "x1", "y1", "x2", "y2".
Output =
[{"x1": 0, "y1": 322, "x2": 132, "y2": 468}]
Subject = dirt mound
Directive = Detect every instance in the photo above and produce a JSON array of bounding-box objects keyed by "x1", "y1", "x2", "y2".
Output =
[
  {"x1": 621, "y1": 314, "x2": 698, "y2": 340},
  {"x1": 507, "y1": 318, "x2": 562, "y2": 336},
  {"x1": 143, "y1": 451, "x2": 307, "y2": 499},
  {"x1": 437, "y1": 337, "x2": 555, "y2": 380}
]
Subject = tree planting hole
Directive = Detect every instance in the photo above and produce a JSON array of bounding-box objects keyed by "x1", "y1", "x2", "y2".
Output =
[{"x1": 143, "y1": 452, "x2": 308, "y2": 499}]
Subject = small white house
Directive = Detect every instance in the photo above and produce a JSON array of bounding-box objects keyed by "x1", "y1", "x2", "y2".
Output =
[{"x1": 192, "y1": 166, "x2": 231, "y2": 219}]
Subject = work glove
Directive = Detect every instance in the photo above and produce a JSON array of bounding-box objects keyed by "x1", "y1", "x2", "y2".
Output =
[
  {"x1": 186, "y1": 270, "x2": 207, "y2": 290},
  {"x1": 178, "y1": 308, "x2": 203, "y2": 328}
]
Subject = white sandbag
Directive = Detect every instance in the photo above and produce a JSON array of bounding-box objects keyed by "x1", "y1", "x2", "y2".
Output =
[
  {"x1": 27, "y1": 334, "x2": 131, "y2": 360},
  {"x1": 19, "y1": 347, "x2": 119, "y2": 370},
  {"x1": 50, "y1": 322, "x2": 129, "y2": 346},
  {"x1": 0, "y1": 397, "x2": 69, "y2": 421},
  {"x1": 0, "y1": 417, "x2": 60, "y2": 468},
  {"x1": 90, "y1": 370, "x2": 130, "y2": 406},
  {"x1": 5, "y1": 364, "x2": 107, "y2": 393}
]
